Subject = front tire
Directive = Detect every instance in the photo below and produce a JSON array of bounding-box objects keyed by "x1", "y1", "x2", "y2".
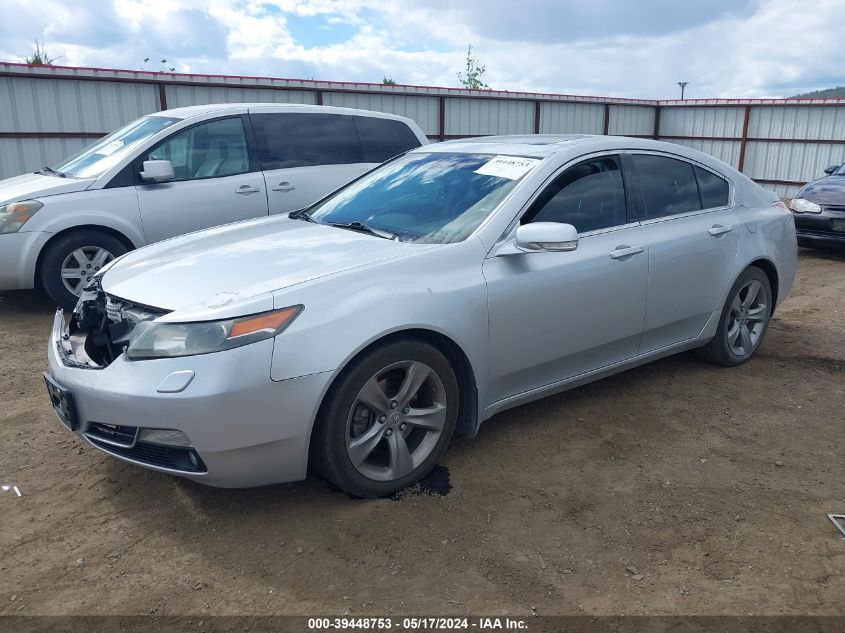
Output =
[
  {"x1": 39, "y1": 230, "x2": 127, "y2": 310},
  {"x1": 312, "y1": 339, "x2": 459, "y2": 498},
  {"x1": 695, "y1": 266, "x2": 772, "y2": 367}
]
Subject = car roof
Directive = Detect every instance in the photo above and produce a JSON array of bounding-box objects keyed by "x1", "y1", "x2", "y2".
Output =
[
  {"x1": 416, "y1": 135, "x2": 596, "y2": 158},
  {"x1": 415, "y1": 134, "x2": 741, "y2": 166},
  {"x1": 154, "y1": 102, "x2": 414, "y2": 122}
]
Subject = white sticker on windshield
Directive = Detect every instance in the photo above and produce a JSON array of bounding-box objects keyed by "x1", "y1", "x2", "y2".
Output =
[
  {"x1": 95, "y1": 140, "x2": 125, "y2": 156},
  {"x1": 474, "y1": 155, "x2": 540, "y2": 180}
]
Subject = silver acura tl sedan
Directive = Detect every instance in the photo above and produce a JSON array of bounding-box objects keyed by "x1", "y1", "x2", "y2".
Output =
[{"x1": 44, "y1": 135, "x2": 798, "y2": 497}]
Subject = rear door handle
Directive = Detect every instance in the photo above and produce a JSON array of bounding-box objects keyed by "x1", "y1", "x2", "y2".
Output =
[
  {"x1": 272, "y1": 182, "x2": 295, "y2": 192},
  {"x1": 708, "y1": 224, "x2": 734, "y2": 237},
  {"x1": 235, "y1": 184, "x2": 261, "y2": 195},
  {"x1": 609, "y1": 244, "x2": 644, "y2": 260}
]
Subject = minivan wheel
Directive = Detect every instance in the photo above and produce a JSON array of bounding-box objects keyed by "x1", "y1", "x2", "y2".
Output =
[
  {"x1": 39, "y1": 230, "x2": 128, "y2": 310},
  {"x1": 695, "y1": 266, "x2": 772, "y2": 367},
  {"x1": 313, "y1": 339, "x2": 459, "y2": 498}
]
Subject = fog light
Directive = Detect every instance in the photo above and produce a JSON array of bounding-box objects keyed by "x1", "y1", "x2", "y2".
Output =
[{"x1": 188, "y1": 451, "x2": 199, "y2": 468}]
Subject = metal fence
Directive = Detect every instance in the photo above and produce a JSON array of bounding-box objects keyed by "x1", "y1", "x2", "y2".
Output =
[{"x1": 2, "y1": 61, "x2": 845, "y2": 196}]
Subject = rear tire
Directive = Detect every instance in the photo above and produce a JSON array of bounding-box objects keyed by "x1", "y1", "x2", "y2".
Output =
[
  {"x1": 695, "y1": 266, "x2": 772, "y2": 367},
  {"x1": 312, "y1": 338, "x2": 459, "y2": 498},
  {"x1": 39, "y1": 230, "x2": 128, "y2": 310}
]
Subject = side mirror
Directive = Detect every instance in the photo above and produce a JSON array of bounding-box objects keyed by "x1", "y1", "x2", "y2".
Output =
[
  {"x1": 514, "y1": 222, "x2": 579, "y2": 252},
  {"x1": 823, "y1": 164, "x2": 840, "y2": 176},
  {"x1": 140, "y1": 159, "x2": 175, "y2": 182}
]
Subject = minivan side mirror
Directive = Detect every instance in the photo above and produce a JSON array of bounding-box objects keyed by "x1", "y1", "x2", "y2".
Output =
[
  {"x1": 140, "y1": 159, "x2": 175, "y2": 182},
  {"x1": 513, "y1": 222, "x2": 579, "y2": 253},
  {"x1": 823, "y1": 164, "x2": 840, "y2": 176}
]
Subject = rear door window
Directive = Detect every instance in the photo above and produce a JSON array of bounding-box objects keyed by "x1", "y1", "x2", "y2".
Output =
[
  {"x1": 633, "y1": 154, "x2": 702, "y2": 219},
  {"x1": 695, "y1": 166, "x2": 730, "y2": 209},
  {"x1": 251, "y1": 113, "x2": 363, "y2": 169},
  {"x1": 353, "y1": 116, "x2": 421, "y2": 163}
]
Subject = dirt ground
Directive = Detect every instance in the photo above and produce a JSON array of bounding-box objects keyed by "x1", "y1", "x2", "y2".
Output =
[{"x1": 1, "y1": 248, "x2": 844, "y2": 617}]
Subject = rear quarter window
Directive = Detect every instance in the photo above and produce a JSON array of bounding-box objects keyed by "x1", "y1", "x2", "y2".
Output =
[
  {"x1": 695, "y1": 166, "x2": 730, "y2": 208},
  {"x1": 353, "y1": 116, "x2": 422, "y2": 163}
]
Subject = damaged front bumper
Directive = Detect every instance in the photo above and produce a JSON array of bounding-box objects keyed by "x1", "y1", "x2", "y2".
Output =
[{"x1": 45, "y1": 309, "x2": 332, "y2": 488}]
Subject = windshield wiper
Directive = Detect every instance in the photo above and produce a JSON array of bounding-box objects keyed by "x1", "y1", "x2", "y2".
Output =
[
  {"x1": 39, "y1": 165, "x2": 66, "y2": 178},
  {"x1": 288, "y1": 207, "x2": 315, "y2": 222},
  {"x1": 324, "y1": 221, "x2": 399, "y2": 241}
]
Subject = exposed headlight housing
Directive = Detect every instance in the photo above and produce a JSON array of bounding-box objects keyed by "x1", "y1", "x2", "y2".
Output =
[
  {"x1": 788, "y1": 197, "x2": 822, "y2": 213},
  {"x1": 125, "y1": 306, "x2": 303, "y2": 360},
  {"x1": 0, "y1": 200, "x2": 43, "y2": 233}
]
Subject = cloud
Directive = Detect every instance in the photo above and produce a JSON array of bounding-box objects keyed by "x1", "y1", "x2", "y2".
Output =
[
  {"x1": 0, "y1": 0, "x2": 842, "y2": 98},
  {"x1": 381, "y1": 0, "x2": 758, "y2": 45}
]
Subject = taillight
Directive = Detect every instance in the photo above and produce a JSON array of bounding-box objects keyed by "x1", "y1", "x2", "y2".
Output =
[{"x1": 772, "y1": 201, "x2": 788, "y2": 211}]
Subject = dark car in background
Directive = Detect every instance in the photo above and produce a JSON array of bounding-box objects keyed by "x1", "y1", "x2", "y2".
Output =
[{"x1": 788, "y1": 162, "x2": 845, "y2": 248}]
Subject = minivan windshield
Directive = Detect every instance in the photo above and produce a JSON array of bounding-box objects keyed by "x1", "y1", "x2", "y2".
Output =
[
  {"x1": 54, "y1": 116, "x2": 181, "y2": 179},
  {"x1": 307, "y1": 152, "x2": 538, "y2": 244}
]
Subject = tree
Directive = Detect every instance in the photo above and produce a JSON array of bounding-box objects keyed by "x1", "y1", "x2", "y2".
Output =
[
  {"x1": 792, "y1": 86, "x2": 845, "y2": 99},
  {"x1": 457, "y1": 44, "x2": 488, "y2": 90},
  {"x1": 25, "y1": 41, "x2": 59, "y2": 66},
  {"x1": 382, "y1": 76, "x2": 396, "y2": 85}
]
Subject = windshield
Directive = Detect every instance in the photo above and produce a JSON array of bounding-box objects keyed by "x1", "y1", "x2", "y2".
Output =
[
  {"x1": 308, "y1": 152, "x2": 539, "y2": 244},
  {"x1": 55, "y1": 116, "x2": 181, "y2": 179}
]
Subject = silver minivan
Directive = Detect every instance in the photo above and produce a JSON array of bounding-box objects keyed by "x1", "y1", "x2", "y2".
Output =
[{"x1": 0, "y1": 104, "x2": 428, "y2": 308}]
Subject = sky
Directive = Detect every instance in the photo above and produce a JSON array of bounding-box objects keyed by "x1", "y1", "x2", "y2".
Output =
[{"x1": 1, "y1": 0, "x2": 843, "y2": 99}]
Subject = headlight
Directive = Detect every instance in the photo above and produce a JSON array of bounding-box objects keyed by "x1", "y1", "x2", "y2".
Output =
[
  {"x1": 126, "y1": 305, "x2": 302, "y2": 360},
  {"x1": 788, "y1": 197, "x2": 822, "y2": 213},
  {"x1": 0, "y1": 200, "x2": 43, "y2": 233}
]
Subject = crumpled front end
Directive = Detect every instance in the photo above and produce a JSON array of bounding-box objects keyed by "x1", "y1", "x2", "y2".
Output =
[
  {"x1": 58, "y1": 278, "x2": 168, "y2": 369},
  {"x1": 44, "y1": 280, "x2": 332, "y2": 488}
]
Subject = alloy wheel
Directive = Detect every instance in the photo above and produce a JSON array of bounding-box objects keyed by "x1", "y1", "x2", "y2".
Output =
[
  {"x1": 345, "y1": 360, "x2": 448, "y2": 482},
  {"x1": 60, "y1": 247, "x2": 114, "y2": 296},
  {"x1": 726, "y1": 279, "x2": 768, "y2": 357}
]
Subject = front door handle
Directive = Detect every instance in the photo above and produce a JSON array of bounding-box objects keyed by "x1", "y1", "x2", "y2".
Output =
[
  {"x1": 272, "y1": 182, "x2": 296, "y2": 192},
  {"x1": 235, "y1": 184, "x2": 261, "y2": 195},
  {"x1": 708, "y1": 224, "x2": 734, "y2": 237},
  {"x1": 609, "y1": 244, "x2": 644, "y2": 260}
]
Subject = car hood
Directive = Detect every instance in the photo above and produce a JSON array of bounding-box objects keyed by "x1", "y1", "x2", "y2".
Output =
[
  {"x1": 0, "y1": 172, "x2": 94, "y2": 206},
  {"x1": 102, "y1": 216, "x2": 432, "y2": 312},
  {"x1": 796, "y1": 176, "x2": 845, "y2": 206}
]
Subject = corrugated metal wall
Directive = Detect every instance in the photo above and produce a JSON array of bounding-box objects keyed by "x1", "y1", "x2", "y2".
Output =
[
  {"x1": 748, "y1": 105, "x2": 845, "y2": 140},
  {"x1": 744, "y1": 142, "x2": 845, "y2": 189},
  {"x1": 540, "y1": 102, "x2": 604, "y2": 134},
  {"x1": 608, "y1": 105, "x2": 654, "y2": 136},
  {"x1": 445, "y1": 98, "x2": 534, "y2": 136},
  {"x1": 0, "y1": 75, "x2": 159, "y2": 132},
  {"x1": 1, "y1": 62, "x2": 844, "y2": 197},
  {"x1": 659, "y1": 106, "x2": 745, "y2": 138},
  {"x1": 164, "y1": 84, "x2": 317, "y2": 109}
]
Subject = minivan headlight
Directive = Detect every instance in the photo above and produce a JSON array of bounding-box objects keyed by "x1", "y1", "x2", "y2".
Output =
[
  {"x1": 126, "y1": 306, "x2": 302, "y2": 360},
  {"x1": 0, "y1": 200, "x2": 43, "y2": 233},
  {"x1": 788, "y1": 198, "x2": 822, "y2": 213}
]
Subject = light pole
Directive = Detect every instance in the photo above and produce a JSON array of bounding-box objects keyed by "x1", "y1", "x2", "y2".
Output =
[{"x1": 678, "y1": 81, "x2": 689, "y2": 100}]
